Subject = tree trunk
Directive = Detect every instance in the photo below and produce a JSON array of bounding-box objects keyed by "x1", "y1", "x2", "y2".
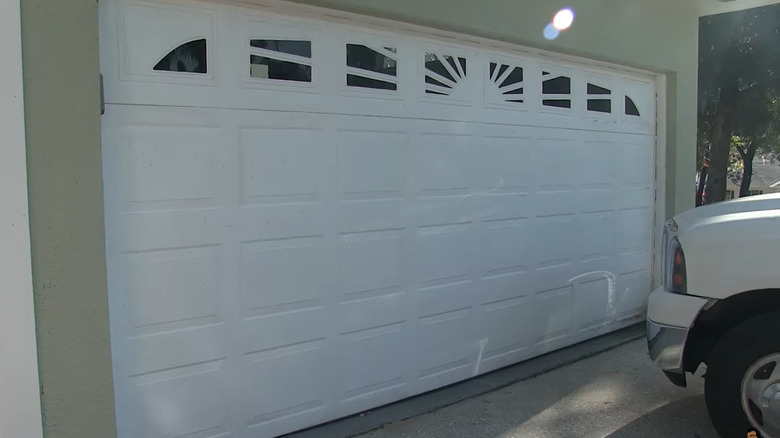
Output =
[
  {"x1": 705, "y1": 110, "x2": 732, "y2": 204},
  {"x1": 739, "y1": 144, "x2": 758, "y2": 197}
]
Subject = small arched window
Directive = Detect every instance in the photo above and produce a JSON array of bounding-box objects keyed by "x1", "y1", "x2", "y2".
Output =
[
  {"x1": 153, "y1": 39, "x2": 208, "y2": 74},
  {"x1": 625, "y1": 96, "x2": 641, "y2": 116}
]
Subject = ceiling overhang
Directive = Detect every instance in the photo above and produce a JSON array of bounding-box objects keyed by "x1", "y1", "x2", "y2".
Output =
[{"x1": 699, "y1": 0, "x2": 780, "y2": 16}]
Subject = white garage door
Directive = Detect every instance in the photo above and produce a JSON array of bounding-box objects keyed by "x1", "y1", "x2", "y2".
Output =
[{"x1": 100, "y1": 1, "x2": 657, "y2": 437}]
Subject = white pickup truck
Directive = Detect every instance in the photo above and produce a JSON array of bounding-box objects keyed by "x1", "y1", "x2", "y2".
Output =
[{"x1": 647, "y1": 193, "x2": 780, "y2": 438}]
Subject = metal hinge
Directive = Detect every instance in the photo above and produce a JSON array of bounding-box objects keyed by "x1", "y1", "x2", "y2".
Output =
[{"x1": 100, "y1": 73, "x2": 105, "y2": 115}]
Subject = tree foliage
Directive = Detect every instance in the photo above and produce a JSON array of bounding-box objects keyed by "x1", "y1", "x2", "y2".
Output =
[{"x1": 698, "y1": 6, "x2": 780, "y2": 202}]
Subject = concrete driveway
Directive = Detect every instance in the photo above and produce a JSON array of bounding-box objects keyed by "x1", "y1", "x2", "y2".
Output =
[{"x1": 356, "y1": 340, "x2": 719, "y2": 438}]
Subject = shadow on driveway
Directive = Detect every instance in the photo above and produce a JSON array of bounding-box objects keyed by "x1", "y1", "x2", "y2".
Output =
[
  {"x1": 606, "y1": 395, "x2": 717, "y2": 438},
  {"x1": 358, "y1": 340, "x2": 720, "y2": 438}
]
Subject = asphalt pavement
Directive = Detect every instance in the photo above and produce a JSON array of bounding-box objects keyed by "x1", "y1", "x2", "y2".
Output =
[{"x1": 356, "y1": 340, "x2": 719, "y2": 438}]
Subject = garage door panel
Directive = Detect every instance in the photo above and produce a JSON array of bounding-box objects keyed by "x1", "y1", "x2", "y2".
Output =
[
  {"x1": 533, "y1": 216, "x2": 577, "y2": 268},
  {"x1": 533, "y1": 191, "x2": 581, "y2": 219},
  {"x1": 416, "y1": 311, "x2": 475, "y2": 380},
  {"x1": 338, "y1": 291, "x2": 407, "y2": 335},
  {"x1": 240, "y1": 237, "x2": 327, "y2": 313},
  {"x1": 242, "y1": 307, "x2": 327, "y2": 354},
  {"x1": 623, "y1": 78, "x2": 655, "y2": 126},
  {"x1": 478, "y1": 136, "x2": 533, "y2": 189},
  {"x1": 531, "y1": 138, "x2": 580, "y2": 187},
  {"x1": 121, "y1": 128, "x2": 224, "y2": 208},
  {"x1": 574, "y1": 255, "x2": 620, "y2": 278},
  {"x1": 337, "y1": 329, "x2": 408, "y2": 404},
  {"x1": 479, "y1": 270, "x2": 532, "y2": 306},
  {"x1": 125, "y1": 249, "x2": 222, "y2": 330},
  {"x1": 239, "y1": 204, "x2": 326, "y2": 242},
  {"x1": 337, "y1": 131, "x2": 408, "y2": 195},
  {"x1": 249, "y1": 411, "x2": 327, "y2": 438},
  {"x1": 416, "y1": 280, "x2": 474, "y2": 319},
  {"x1": 573, "y1": 277, "x2": 613, "y2": 331},
  {"x1": 619, "y1": 141, "x2": 655, "y2": 186},
  {"x1": 620, "y1": 187, "x2": 654, "y2": 210},
  {"x1": 477, "y1": 192, "x2": 531, "y2": 222},
  {"x1": 578, "y1": 188, "x2": 617, "y2": 214},
  {"x1": 615, "y1": 270, "x2": 652, "y2": 317},
  {"x1": 128, "y1": 360, "x2": 229, "y2": 438},
  {"x1": 338, "y1": 230, "x2": 403, "y2": 296},
  {"x1": 616, "y1": 250, "x2": 653, "y2": 276},
  {"x1": 618, "y1": 208, "x2": 654, "y2": 253},
  {"x1": 482, "y1": 218, "x2": 531, "y2": 273},
  {"x1": 118, "y1": 1, "x2": 216, "y2": 82},
  {"x1": 556, "y1": 143, "x2": 598, "y2": 185},
  {"x1": 416, "y1": 224, "x2": 473, "y2": 283},
  {"x1": 415, "y1": 326, "x2": 476, "y2": 393},
  {"x1": 336, "y1": 199, "x2": 406, "y2": 233},
  {"x1": 123, "y1": 324, "x2": 228, "y2": 376},
  {"x1": 414, "y1": 133, "x2": 475, "y2": 192},
  {"x1": 415, "y1": 362, "x2": 474, "y2": 395},
  {"x1": 338, "y1": 381, "x2": 410, "y2": 419},
  {"x1": 578, "y1": 141, "x2": 620, "y2": 185},
  {"x1": 479, "y1": 347, "x2": 533, "y2": 375},
  {"x1": 580, "y1": 212, "x2": 616, "y2": 260},
  {"x1": 614, "y1": 267, "x2": 653, "y2": 322},
  {"x1": 476, "y1": 295, "x2": 533, "y2": 360},
  {"x1": 245, "y1": 345, "x2": 329, "y2": 431},
  {"x1": 533, "y1": 286, "x2": 574, "y2": 345},
  {"x1": 118, "y1": 211, "x2": 226, "y2": 254},
  {"x1": 414, "y1": 194, "x2": 480, "y2": 227},
  {"x1": 239, "y1": 127, "x2": 328, "y2": 204},
  {"x1": 525, "y1": 264, "x2": 579, "y2": 302}
]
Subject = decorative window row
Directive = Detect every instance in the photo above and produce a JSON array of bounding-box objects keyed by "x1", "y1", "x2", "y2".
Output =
[{"x1": 152, "y1": 39, "x2": 642, "y2": 117}]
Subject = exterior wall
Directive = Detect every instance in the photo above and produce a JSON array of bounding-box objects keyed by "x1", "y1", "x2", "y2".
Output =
[
  {"x1": 20, "y1": 0, "x2": 117, "y2": 437},
  {"x1": 19, "y1": 0, "x2": 698, "y2": 436},
  {"x1": 0, "y1": 0, "x2": 43, "y2": 437}
]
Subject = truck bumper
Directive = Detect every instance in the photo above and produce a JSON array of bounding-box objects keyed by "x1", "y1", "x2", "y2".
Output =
[
  {"x1": 646, "y1": 287, "x2": 709, "y2": 387},
  {"x1": 647, "y1": 320, "x2": 689, "y2": 386}
]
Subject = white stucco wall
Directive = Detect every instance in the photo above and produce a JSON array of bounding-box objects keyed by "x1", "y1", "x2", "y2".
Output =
[{"x1": 0, "y1": 0, "x2": 43, "y2": 437}]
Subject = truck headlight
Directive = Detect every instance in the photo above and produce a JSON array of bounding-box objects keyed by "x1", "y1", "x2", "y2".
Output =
[{"x1": 664, "y1": 237, "x2": 687, "y2": 294}]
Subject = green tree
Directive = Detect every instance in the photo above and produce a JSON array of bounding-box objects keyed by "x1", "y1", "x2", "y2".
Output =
[
  {"x1": 730, "y1": 90, "x2": 780, "y2": 197},
  {"x1": 698, "y1": 6, "x2": 780, "y2": 203}
]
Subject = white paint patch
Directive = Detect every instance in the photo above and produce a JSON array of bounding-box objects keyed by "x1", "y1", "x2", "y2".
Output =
[
  {"x1": 569, "y1": 271, "x2": 618, "y2": 322},
  {"x1": 474, "y1": 338, "x2": 489, "y2": 376}
]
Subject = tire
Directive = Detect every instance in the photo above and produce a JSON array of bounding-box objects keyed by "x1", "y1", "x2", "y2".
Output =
[{"x1": 705, "y1": 310, "x2": 780, "y2": 438}]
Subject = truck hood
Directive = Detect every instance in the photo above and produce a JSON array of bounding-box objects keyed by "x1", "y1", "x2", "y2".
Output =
[{"x1": 674, "y1": 193, "x2": 780, "y2": 233}]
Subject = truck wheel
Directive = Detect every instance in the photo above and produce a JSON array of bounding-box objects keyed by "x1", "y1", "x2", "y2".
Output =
[{"x1": 705, "y1": 310, "x2": 780, "y2": 438}]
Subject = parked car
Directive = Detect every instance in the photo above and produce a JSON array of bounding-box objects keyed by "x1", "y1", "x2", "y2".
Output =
[{"x1": 647, "y1": 193, "x2": 780, "y2": 438}]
